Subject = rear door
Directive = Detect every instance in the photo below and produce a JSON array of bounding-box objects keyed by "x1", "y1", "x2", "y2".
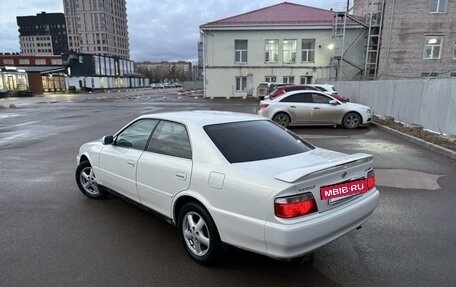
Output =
[
  {"x1": 279, "y1": 93, "x2": 314, "y2": 124},
  {"x1": 136, "y1": 120, "x2": 193, "y2": 217}
]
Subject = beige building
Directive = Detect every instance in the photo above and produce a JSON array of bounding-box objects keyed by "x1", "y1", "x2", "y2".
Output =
[
  {"x1": 200, "y1": 2, "x2": 366, "y2": 98},
  {"x1": 353, "y1": 0, "x2": 456, "y2": 79},
  {"x1": 63, "y1": 0, "x2": 129, "y2": 59}
]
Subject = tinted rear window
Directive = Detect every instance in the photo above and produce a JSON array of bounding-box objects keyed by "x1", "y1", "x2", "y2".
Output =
[{"x1": 204, "y1": 120, "x2": 314, "y2": 163}]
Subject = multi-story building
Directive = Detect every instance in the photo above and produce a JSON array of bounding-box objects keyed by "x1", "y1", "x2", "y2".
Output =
[
  {"x1": 353, "y1": 0, "x2": 456, "y2": 79},
  {"x1": 16, "y1": 12, "x2": 69, "y2": 56},
  {"x1": 199, "y1": 2, "x2": 365, "y2": 98},
  {"x1": 63, "y1": 0, "x2": 130, "y2": 59},
  {"x1": 63, "y1": 52, "x2": 147, "y2": 90}
]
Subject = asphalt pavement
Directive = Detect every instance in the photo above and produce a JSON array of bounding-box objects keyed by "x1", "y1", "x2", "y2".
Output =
[{"x1": 0, "y1": 90, "x2": 455, "y2": 287}]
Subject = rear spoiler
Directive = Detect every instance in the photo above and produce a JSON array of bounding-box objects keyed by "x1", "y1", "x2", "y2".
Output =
[{"x1": 274, "y1": 153, "x2": 373, "y2": 183}]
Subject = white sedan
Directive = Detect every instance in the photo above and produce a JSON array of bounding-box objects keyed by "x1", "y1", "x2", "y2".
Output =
[
  {"x1": 76, "y1": 111, "x2": 379, "y2": 265},
  {"x1": 258, "y1": 90, "x2": 372, "y2": 128}
]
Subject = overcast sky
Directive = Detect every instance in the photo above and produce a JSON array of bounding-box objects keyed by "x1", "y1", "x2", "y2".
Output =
[{"x1": 0, "y1": 0, "x2": 345, "y2": 62}]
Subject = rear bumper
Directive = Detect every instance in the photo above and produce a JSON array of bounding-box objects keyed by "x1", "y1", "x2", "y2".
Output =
[{"x1": 264, "y1": 189, "x2": 379, "y2": 259}]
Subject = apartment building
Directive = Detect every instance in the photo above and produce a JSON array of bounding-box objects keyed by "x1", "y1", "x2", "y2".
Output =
[
  {"x1": 16, "y1": 12, "x2": 69, "y2": 56},
  {"x1": 63, "y1": 0, "x2": 130, "y2": 59}
]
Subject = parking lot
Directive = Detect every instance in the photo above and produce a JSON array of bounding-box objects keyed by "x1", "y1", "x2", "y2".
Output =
[{"x1": 0, "y1": 90, "x2": 455, "y2": 287}]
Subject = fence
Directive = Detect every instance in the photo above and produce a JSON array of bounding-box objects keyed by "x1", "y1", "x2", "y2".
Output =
[{"x1": 334, "y1": 79, "x2": 456, "y2": 135}]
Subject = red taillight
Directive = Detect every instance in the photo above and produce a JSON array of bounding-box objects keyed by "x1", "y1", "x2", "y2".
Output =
[
  {"x1": 260, "y1": 103, "x2": 269, "y2": 109},
  {"x1": 367, "y1": 170, "x2": 376, "y2": 189},
  {"x1": 274, "y1": 193, "x2": 318, "y2": 218}
]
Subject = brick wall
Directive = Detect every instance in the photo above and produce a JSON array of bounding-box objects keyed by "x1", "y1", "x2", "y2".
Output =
[{"x1": 378, "y1": 0, "x2": 456, "y2": 79}]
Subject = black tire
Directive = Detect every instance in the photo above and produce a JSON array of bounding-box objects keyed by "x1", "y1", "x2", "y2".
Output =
[
  {"x1": 273, "y1": 112, "x2": 291, "y2": 128},
  {"x1": 177, "y1": 202, "x2": 223, "y2": 266},
  {"x1": 343, "y1": 112, "x2": 361, "y2": 129},
  {"x1": 75, "y1": 161, "x2": 107, "y2": 199}
]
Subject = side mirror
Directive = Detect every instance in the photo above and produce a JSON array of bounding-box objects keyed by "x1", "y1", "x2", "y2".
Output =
[
  {"x1": 102, "y1": 135, "x2": 114, "y2": 145},
  {"x1": 329, "y1": 100, "x2": 339, "y2": 105}
]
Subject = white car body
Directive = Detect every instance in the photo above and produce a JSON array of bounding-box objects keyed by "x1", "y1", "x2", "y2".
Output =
[
  {"x1": 76, "y1": 111, "x2": 379, "y2": 261},
  {"x1": 258, "y1": 90, "x2": 372, "y2": 128}
]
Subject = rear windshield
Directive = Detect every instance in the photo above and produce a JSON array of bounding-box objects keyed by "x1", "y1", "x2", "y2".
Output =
[{"x1": 204, "y1": 120, "x2": 314, "y2": 163}]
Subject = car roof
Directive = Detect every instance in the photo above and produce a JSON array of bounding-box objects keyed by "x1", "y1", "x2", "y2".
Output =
[
  {"x1": 270, "y1": 89, "x2": 337, "y2": 101},
  {"x1": 138, "y1": 110, "x2": 265, "y2": 126}
]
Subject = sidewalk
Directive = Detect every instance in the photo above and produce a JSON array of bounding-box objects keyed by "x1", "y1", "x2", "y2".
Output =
[{"x1": 0, "y1": 88, "x2": 156, "y2": 107}]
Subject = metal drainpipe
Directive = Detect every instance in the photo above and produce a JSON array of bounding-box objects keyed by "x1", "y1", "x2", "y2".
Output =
[
  {"x1": 200, "y1": 30, "x2": 207, "y2": 99},
  {"x1": 383, "y1": 0, "x2": 395, "y2": 79}
]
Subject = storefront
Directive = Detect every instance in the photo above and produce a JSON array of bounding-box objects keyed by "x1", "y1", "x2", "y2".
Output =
[
  {"x1": 41, "y1": 73, "x2": 66, "y2": 92},
  {"x1": 0, "y1": 67, "x2": 29, "y2": 91}
]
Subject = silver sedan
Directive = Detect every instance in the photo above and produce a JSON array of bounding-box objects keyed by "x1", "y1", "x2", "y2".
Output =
[{"x1": 258, "y1": 90, "x2": 373, "y2": 128}]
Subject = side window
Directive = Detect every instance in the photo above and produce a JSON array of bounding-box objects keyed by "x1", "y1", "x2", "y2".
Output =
[
  {"x1": 115, "y1": 119, "x2": 159, "y2": 150},
  {"x1": 147, "y1": 121, "x2": 192, "y2": 159},
  {"x1": 312, "y1": 93, "x2": 332, "y2": 104},
  {"x1": 280, "y1": 93, "x2": 313, "y2": 103}
]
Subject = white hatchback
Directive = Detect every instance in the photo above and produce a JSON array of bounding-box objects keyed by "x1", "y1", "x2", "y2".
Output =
[{"x1": 76, "y1": 111, "x2": 379, "y2": 265}]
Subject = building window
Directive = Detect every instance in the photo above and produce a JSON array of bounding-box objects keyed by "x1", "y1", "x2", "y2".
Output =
[
  {"x1": 19, "y1": 59, "x2": 30, "y2": 65},
  {"x1": 35, "y1": 59, "x2": 46, "y2": 65},
  {"x1": 265, "y1": 76, "x2": 276, "y2": 83},
  {"x1": 429, "y1": 0, "x2": 447, "y2": 13},
  {"x1": 421, "y1": 72, "x2": 439, "y2": 78},
  {"x1": 265, "y1": 40, "x2": 279, "y2": 63},
  {"x1": 3, "y1": 59, "x2": 14, "y2": 65},
  {"x1": 235, "y1": 77, "x2": 247, "y2": 91},
  {"x1": 450, "y1": 72, "x2": 456, "y2": 78},
  {"x1": 301, "y1": 39, "x2": 315, "y2": 62},
  {"x1": 300, "y1": 76, "x2": 313, "y2": 84},
  {"x1": 283, "y1": 76, "x2": 295, "y2": 84},
  {"x1": 234, "y1": 40, "x2": 248, "y2": 63},
  {"x1": 283, "y1": 39, "x2": 297, "y2": 63},
  {"x1": 51, "y1": 59, "x2": 63, "y2": 65},
  {"x1": 423, "y1": 36, "x2": 442, "y2": 59}
]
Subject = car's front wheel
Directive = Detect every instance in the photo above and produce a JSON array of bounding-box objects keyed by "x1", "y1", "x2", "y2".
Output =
[
  {"x1": 178, "y1": 202, "x2": 223, "y2": 265},
  {"x1": 343, "y1": 112, "x2": 361, "y2": 129},
  {"x1": 75, "y1": 161, "x2": 107, "y2": 199},
  {"x1": 273, "y1": 112, "x2": 291, "y2": 128}
]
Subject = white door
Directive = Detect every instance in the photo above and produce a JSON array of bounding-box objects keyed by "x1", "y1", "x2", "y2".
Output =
[
  {"x1": 98, "y1": 119, "x2": 159, "y2": 201},
  {"x1": 136, "y1": 120, "x2": 193, "y2": 217}
]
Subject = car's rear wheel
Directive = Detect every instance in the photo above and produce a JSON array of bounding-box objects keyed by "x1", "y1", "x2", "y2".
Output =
[
  {"x1": 76, "y1": 161, "x2": 107, "y2": 199},
  {"x1": 273, "y1": 113, "x2": 291, "y2": 128},
  {"x1": 343, "y1": 112, "x2": 361, "y2": 129},
  {"x1": 178, "y1": 202, "x2": 223, "y2": 265}
]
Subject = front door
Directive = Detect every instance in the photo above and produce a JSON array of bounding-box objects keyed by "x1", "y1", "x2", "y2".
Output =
[
  {"x1": 310, "y1": 93, "x2": 342, "y2": 124},
  {"x1": 97, "y1": 119, "x2": 159, "y2": 201},
  {"x1": 7, "y1": 76, "x2": 14, "y2": 90}
]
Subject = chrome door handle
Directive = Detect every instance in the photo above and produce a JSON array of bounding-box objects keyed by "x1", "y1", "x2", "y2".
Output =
[
  {"x1": 176, "y1": 172, "x2": 187, "y2": 181},
  {"x1": 290, "y1": 106, "x2": 296, "y2": 108},
  {"x1": 314, "y1": 107, "x2": 320, "y2": 110},
  {"x1": 127, "y1": 160, "x2": 135, "y2": 167}
]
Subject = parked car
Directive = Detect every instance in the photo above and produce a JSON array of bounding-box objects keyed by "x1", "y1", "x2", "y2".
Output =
[
  {"x1": 256, "y1": 82, "x2": 289, "y2": 100},
  {"x1": 258, "y1": 90, "x2": 372, "y2": 128},
  {"x1": 76, "y1": 111, "x2": 379, "y2": 265},
  {"x1": 151, "y1": 83, "x2": 164, "y2": 89},
  {"x1": 310, "y1": 84, "x2": 349, "y2": 102},
  {"x1": 268, "y1": 85, "x2": 320, "y2": 99},
  {"x1": 164, "y1": 82, "x2": 176, "y2": 88}
]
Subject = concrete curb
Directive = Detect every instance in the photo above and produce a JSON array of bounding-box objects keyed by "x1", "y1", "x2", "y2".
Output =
[{"x1": 373, "y1": 123, "x2": 456, "y2": 160}]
